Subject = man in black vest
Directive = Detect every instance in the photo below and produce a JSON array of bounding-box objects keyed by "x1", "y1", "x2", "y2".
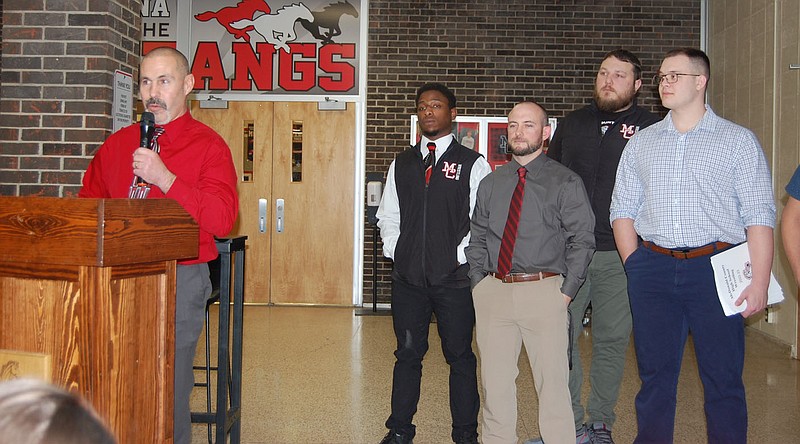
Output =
[{"x1": 376, "y1": 83, "x2": 491, "y2": 444}]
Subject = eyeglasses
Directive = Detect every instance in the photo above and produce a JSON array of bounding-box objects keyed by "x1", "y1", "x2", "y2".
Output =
[{"x1": 653, "y1": 72, "x2": 702, "y2": 85}]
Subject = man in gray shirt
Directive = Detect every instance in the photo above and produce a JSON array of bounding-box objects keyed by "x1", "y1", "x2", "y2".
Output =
[{"x1": 467, "y1": 101, "x2": 595, "y2": 444}]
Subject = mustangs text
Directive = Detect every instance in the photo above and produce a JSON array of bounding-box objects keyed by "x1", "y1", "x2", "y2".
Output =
[{"x1": 192, "y1": 41, "x2": 356, "y2": 93}]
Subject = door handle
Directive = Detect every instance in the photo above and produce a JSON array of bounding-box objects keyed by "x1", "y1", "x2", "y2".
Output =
[
  {"x1": 258, "y1": 198, "x2": 267, "y2": 233},
  {"x1": 276, "y1": 198, "x2": 284, "y2": 233}
]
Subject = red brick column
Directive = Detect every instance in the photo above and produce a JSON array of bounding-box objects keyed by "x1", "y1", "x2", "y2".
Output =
[{"x1": 0, "y1": 0, "x2": 140, "y2": 197}]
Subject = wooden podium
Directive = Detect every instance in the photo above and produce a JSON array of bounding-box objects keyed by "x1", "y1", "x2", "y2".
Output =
[{"x1": 0, "y1": 197, "x2": 199, "y2": 444}]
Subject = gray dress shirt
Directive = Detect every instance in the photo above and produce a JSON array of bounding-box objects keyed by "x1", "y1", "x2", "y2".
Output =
[{"x1": 467, "y1": 154, "x2": 596, "y2": 298}]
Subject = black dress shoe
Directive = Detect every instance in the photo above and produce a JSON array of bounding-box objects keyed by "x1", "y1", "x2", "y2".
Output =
[{"x1": 379, "y1": 430, "x2": 413, "y2": 444}]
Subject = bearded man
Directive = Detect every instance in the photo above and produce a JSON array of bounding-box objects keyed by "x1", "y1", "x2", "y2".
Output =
[
  {"x1": 467, "y1": 101, "x2": 595, "y2": 444},
  {"x1": 534, "y1": 50, "x2": 660, "y2": 444}
]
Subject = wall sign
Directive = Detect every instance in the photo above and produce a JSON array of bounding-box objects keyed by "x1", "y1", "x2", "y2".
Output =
[
  {"x1": 141, "y1": 0, "x2": 179, "y2": 53},
  {"x1": 143, "y1": 0, "x2": 363, "y2": 99},
  {"x1": 113, "y1": 70, "x2": 134, "y2": 132}
]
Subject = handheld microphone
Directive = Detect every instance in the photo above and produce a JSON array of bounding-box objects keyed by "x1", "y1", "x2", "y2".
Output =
[
  {"x1": 139, "y1": 111, "x2": 155, "y2": 149},
  {"x1": 134, "y1": 112, "x2": 156, "y2": 186}
]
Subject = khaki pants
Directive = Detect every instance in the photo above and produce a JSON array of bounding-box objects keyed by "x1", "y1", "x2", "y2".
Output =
[{"x1": 473, "y1": 274, "x2": 573, "y2": 444}]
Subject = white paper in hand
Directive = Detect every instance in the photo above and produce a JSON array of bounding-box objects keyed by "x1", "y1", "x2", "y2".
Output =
[{"x1": 710, "y1": 242, "x2": 784, "y2": 316}]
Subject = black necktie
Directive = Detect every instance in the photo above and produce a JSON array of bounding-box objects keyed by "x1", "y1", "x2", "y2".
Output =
[{"x1": 424, "y1": 142, "x2": 436, "y2": 184}]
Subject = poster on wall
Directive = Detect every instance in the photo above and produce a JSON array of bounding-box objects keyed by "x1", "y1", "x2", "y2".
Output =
[
  {"x1": 141, "y1": 0, "x2": 179, "y2": 52},
  {"x1": 486, "y1": 120, "x2": 510, "y2": 170},
  {"x1": 142, "y1": 0, "x2": 364, "y2": 99},
  {"x1": 455, "y1": 120, "x2": 479, "y2": 152}
]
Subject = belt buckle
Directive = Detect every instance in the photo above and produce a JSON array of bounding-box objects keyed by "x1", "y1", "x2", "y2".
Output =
[{"x1": 672, "y1": 250, "x2": 690, "y2": 259}]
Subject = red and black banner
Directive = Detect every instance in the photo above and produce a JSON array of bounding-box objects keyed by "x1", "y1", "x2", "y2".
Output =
[{"x1": 142, "y1": 0, "x2": 362, "y2": 96}]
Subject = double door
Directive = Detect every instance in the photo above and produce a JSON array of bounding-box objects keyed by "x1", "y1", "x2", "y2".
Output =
[{"x1": 191, "y1": 101, "x2": 355, "y2": 305}]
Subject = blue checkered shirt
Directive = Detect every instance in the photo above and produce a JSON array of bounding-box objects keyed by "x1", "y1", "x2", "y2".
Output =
[{"x1": 610, "y1": 106, "x2": 775, "y2": 248}]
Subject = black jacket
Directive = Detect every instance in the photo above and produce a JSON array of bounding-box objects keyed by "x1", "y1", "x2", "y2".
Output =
[
  {"x1": 548, "y1": 100, "x2": 660, "y2": 250},
  {"x1": 393, "y1": 140, "x2": 482, "y2": 288}
]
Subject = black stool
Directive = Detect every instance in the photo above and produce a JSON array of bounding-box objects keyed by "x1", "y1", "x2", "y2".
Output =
[
  {"x1": 191, "y1": 237, "x2": 246, "y2": 444},
  {"x1": 193, "y1": 256, "x2": 221, "y2": 444}
]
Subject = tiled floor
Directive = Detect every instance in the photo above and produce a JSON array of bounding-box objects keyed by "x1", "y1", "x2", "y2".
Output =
[{"x1": 191, "y1": 306, "x2": 799, "y2": 444}]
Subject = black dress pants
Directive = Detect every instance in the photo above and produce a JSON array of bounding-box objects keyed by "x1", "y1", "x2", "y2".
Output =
[{"x1": 385, "y1": 279, "x2": 480, "y2": 441}]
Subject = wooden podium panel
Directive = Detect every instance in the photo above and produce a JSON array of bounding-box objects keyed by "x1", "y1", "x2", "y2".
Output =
[{"x1": 0, "y1": 197, "x2": 199, "y2": 444}]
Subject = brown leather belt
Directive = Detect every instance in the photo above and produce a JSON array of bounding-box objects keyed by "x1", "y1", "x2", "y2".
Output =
[
  {"x1": 641, "y1": 241, "x2": 733, "y2": 260},
  {"x1": 491, "y1": 271, "x2": 559, "y2": 283}
]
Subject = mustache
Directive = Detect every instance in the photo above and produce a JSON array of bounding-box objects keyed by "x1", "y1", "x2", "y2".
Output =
[{"x1": 145, "y1": 97, "x2": 167, "y2": 109}]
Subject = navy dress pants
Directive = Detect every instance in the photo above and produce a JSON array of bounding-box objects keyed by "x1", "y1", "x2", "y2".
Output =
[{"x1": 625, "y1": 245, "x2": 746, "y2": 444}]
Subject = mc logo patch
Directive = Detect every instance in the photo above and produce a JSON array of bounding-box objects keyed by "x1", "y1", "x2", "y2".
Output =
[
  {"x1": 620, "y1": 123, "x2": 639, "y2": 139},
  {"x1": 442, "y1": 162, "x2": 462, "y2": 180}
]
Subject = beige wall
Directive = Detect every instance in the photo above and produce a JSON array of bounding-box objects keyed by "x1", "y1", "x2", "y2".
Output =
[{"x1": 708, "y1": 0, "x2": 799, "y2": 355}]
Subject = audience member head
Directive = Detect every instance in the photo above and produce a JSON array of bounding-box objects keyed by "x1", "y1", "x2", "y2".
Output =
[{"x1": 0, "y1": 378, "x2": 116, "y2": 444}]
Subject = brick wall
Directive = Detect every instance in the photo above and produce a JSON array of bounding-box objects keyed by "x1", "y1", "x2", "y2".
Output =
[
  {"x1": 364, "y1": 0, "x2": 703, "y2": 303},
  {"x1": 0, "y1": 0, "x2": 140, "y2": 197}
]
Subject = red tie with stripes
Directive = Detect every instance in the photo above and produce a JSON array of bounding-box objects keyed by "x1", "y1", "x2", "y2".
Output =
[
  {"x1": 129, "y1": 126, "x2": 165, "y2": 199},
  {"x1": 425, "y1": 142, "x2": 436, "y2": 184},
  {"x1": 497, "y1": 166, "x2": 527, "y2": 277}
]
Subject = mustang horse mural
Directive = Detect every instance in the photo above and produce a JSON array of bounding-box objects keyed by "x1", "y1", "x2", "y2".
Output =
[
  {"x1": 229, "y1": 3, "x2": 314, "y2": 52},
  {"x1": 299, "y1": 1, "x2": 359, "y2": 45},
  {"x1": 194, "y1": 0, "x2": 272, "y2": 43}
]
